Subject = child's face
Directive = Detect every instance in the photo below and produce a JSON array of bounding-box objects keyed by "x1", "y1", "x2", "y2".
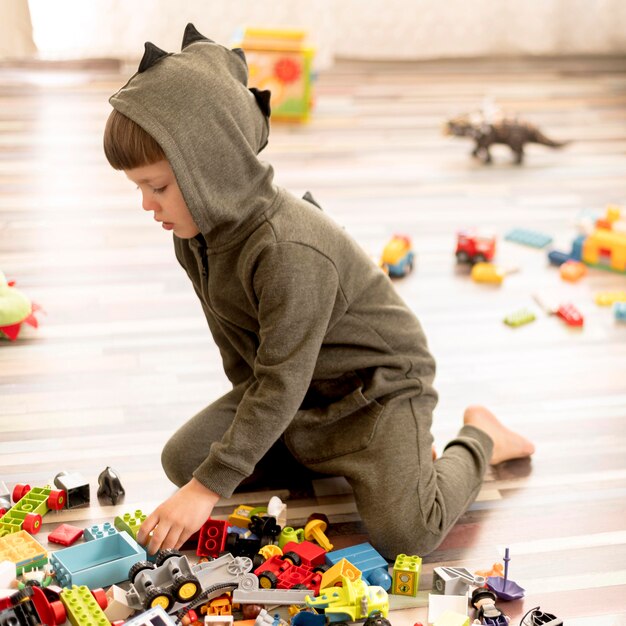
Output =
[{"x1": 125, "y1": 160, "x2": 200, "y2": 239}]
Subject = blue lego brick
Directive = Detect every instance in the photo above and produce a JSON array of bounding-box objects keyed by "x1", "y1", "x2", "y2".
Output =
[
  {"x1": 504, "y1": 228, "x2": 553, "y2": 249},
  {"x1": 571, "y1": 234, "x2": 585, "y2": 261},
  {"x1": 50, "y1": 529, "x2": 145, "y2": 589},
  {"x1": 547, "y1": 250, "x2": 571, "y2": 266},
  {"x1": 83, "y1": 522, "x2": 118, "y2": 542},
  {"x1": 614, "y1": 302, "x2": 626, "y2": 322},
  {"x1": 325, "y1": 542, "x2": 391, "y2": 589}
]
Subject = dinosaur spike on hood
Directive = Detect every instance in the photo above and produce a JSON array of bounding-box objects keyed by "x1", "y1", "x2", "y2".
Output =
[
  {"x1": 138, "y1": 42, "x2": 170, "y2": 73},
  {"x1": 181, "y1": 23, "x2": 214, "y2": 49}
]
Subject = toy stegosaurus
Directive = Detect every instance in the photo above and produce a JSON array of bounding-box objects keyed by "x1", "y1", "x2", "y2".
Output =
[
  {"x1": 445, "y1": 108, "x2": 569, "y2": 164},
  {"x1": 0, "y1": 272, "x2": 41, "y2": 340}
]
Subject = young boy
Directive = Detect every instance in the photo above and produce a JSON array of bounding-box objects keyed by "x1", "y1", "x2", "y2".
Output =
[{"x1": 104, "y1": 24, "x2": 534, "y2": 560}]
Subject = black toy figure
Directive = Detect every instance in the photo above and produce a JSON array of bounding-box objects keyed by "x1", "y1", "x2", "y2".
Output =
[
  {"x1": 445, "y1": 111, "x2": 568, "y2": 164},
  {"x1": 471, "y1": 587, "x2": 509, "y2": 626},
  {"x1": 97, "y1": 466, "x2": 125, "y2": 505}
]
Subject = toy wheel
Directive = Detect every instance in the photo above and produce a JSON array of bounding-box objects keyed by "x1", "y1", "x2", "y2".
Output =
[
  {"x1": 47, "y1": 489, "x2": 66, "y2": 510},
  {"x1": 12, "y1": 483, "x2": 30, "y2": 503},
  {"x1": 313, "y1": 563, "x2": 329, "y2": 574},
  {"x1": 456, "y1": 251, "x2": 470, "y2": 264},
  {"x1": 474, "y1": 253, "x2": 486, "y2": 263},
  {"x1": 173, "y1": 573, "x2": 201, "y2": 602},
  {"x1": 252, "y1": 553, "x2": 266, "y2": 570},
  {"x1": 128, "y1": 560, "x2": 155, "y2": 584},
  {"x1": 292, "y1": 584, "x2": 309, "y2": 590},
  {"x1": 155, "y1": 548, "x2": 182, "y2": 567},
  {"x1": 23, "y1": 513, "x2": 42, "y2": 534},
  {"x1": 91, "y1": 588, "x2": 108, "y2": 610},
  {"x1": 145, "y1": 586, "x2": 174, "y2": 611},
  {"x1": 258, "y1": 571, "x2": 278, "y2": 589},
  {"x1": 282, "y1": 551, "x2": 302, "y2": 567}
]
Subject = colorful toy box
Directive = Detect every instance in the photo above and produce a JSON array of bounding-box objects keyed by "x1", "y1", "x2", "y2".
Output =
[{"x1": 233, "y1": 27, "x2": 315, "y2": 122}]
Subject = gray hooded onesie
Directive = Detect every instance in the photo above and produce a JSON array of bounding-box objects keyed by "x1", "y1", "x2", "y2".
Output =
[{"x1": 109, "y1": 25, "x2": 493, "y2": 558}]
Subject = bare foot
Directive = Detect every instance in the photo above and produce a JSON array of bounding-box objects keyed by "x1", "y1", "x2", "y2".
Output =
[{"x1": 463, "y1": 405, "x2": 535, "y2": 465}]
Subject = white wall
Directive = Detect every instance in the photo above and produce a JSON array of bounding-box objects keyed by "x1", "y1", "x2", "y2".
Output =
[{"x1": 14, "y1": 0, "x2": 626, "y2": 66}]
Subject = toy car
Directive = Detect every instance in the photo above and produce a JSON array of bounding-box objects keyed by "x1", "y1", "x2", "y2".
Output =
[
  {"x1": 455, "y1": 230, "x2": 496, "y2": 264},
  {"x1": 380, "y1": 235, "x2": 415, "y2": 277}
]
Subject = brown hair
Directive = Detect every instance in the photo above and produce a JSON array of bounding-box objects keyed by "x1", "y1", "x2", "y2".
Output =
[{"x1": 103, "y1": 109, "x2": 165, "y2": 170}]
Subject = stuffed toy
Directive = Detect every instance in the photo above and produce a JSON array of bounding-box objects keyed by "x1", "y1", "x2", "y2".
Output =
[{"x1": 0, "y1": 271, "x2": 41, "y2": 340}]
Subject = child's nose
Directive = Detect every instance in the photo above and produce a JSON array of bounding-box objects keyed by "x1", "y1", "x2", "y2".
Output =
[{"x1": 142, "y1": 194, "x2": 158, "y2": 212}]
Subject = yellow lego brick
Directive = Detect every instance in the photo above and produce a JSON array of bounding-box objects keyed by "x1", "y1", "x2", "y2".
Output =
[
  {"x1": 392, "y1": 553, "x2": 422, "y2": 596},
  {"x1": 228, "y1": 505, "x2": 255, "y2": 527},
  {"x1": 594, "y1": 291, "x2": 626, "y2": 306},
  {"x1": 320, "y1": 557, "x2": 361, "y2": 589},
  {"x1": 0, "y1": 530, "x2": 47, "y2": 573},
  {"x1": 61, "y1": 585, "x2": 111, "y2": 626}
]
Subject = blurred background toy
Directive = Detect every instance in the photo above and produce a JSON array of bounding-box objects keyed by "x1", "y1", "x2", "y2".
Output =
[
  {"x1": 380, "y1": 235, "x2": 415, "y2": 278},
  {"x1": 0, "y1": 271, "x2": 41, "y2": 341},
  {"x1": 455, "y1": 230, "x2": 496, "y2": 265}
]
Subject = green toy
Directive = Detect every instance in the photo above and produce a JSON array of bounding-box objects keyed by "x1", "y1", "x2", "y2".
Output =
[{"x1": 0, "y1": 271, "x2": 41, "y2": 340}]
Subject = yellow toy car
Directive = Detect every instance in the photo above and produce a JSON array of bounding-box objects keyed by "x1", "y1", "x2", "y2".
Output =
[{"x1": 380, "y1": 235, "x2": 415, "y2": 278}]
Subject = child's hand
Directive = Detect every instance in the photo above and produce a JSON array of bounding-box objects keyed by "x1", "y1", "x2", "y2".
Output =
[{"x1": 137, "y1": 477, "x2": 220, "y2": 555}]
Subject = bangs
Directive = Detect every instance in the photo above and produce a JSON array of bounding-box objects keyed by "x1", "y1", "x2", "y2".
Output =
[{"x1": 103, "y1": 109, "x2": 165, "y2": 170}]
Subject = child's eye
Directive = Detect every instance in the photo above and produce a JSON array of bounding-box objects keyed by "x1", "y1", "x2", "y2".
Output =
[{"x1": 153, "y1": 186, "x2": 166, "y2": 195}]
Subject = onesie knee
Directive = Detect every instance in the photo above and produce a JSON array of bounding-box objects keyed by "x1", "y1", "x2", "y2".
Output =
[
  {"x1": 369, "y1": 523, "x2": 446, "y2": 561},
  {"x1": 160, "y1": 437, "x2": 193, "y2": 487}
]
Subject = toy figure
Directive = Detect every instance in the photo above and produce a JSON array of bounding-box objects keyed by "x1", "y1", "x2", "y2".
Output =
[
  {"x1": 0, "y1": 271, "x2": 41, "y2": 340},
  {"x1": 471, "y1": 588, "x2": 509, "y2": 626},
  {"x1": 444, "y1": 110, "x2": 568, "y2": 164},
  {"x1": 97, "y1": 466, "x2": 126, "y2": 505}
]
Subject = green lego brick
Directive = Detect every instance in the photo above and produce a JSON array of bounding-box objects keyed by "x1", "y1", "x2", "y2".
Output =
[
  {"x1": 60, "y1": 585, "x2": 111, "y2": 626},
  {"x1": 392, "y1": 553, "x2": 422, "y2": 596},
  {"x1": 504, "y1": 308, "x2": 536, "y2": 327},
  {"x1": 114, "y1": 509, "x2": 146, "y2": 540}
]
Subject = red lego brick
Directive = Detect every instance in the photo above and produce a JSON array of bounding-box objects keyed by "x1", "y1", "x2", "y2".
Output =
[
  {"x1": 48, "y1": 523, "x2": 84, "y2": 546},
  {"x1": 197, "y1": 517, "x2": 227, "y2": 557}
]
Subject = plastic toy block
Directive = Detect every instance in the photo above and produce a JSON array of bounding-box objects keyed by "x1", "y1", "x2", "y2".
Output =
[
  {"x1": 53, "y1": 472, "x2": 90, "y2": 509},
  {"x1": 594, "y1": 291, "x2": 626, "y2": 306},
  {"x1": 432, "y1": 567, "x2": 484, "y2": 595},
  {"x1": 228, "y1": 505, "x2": 255, "y2": 527},
  {"x1": 114, "y1": 510, "x2": 146, "y2": 541},
  {"x1": 84, "y1": 522, "x2": 118, "y2": 542},
  {"x1": 433, "y1": 611, "x2": 470, "y2": 626},
  {"x1": 503, "y1": 308, "x2": 536, "y2": 327},
  {"x1": 559, "y1": 260, "x2": 587, "y2": 282},
  {"x1": 0, "y1": 530, "x2": 48, "y2": 575},
  {"x1": 60, "y1": 585, "x2": 110, "y2": 626},
  {"x1": 104, "y1": 585, "x2": 134, "y2": 622},
  {"x1": 325, "y1": 542, "x2": 391, "y2": 590},
  {"x1": 505, "y1": 228, "x2": 553, "y2": 248},
  {"x1": 233, "y1": 588, "x2": 310, "y2": 605},
  {"x1": 197, "y1": 517, "x2": 228, "y2": 558},
  {"x1": 320, "y1": 557, "x2": 361, "y2": 589},
  {"x1": 50, "y1": 530, "x2": 146, "y2": 589},
  {"x1": 614, "y1": 301, "x2": 626, "y2": 322},
  {"x1": 122, "y1": 605, "x2": 178, "y2": 626},
  {"x1": 48, "y1": 524, "x2": 84, "y2": 546},
  {"x1": 547, "y1": 250, "x2": 571, "y2": 266},
  {"x1": 427, "y1": 594, "x2": 468, "y2": 626},
  {"x1": 205, "y1": 616, "x2": 235, "y2": 626},
  {"x1": 556, "y1": 303, "x2": 584, "y2": 327},
  {"x1": 0, "y1": 560, "x2": 16, "y2": 588},
  {"x1": 392, "y1": 554, "x2": 422, "y2": 596}
]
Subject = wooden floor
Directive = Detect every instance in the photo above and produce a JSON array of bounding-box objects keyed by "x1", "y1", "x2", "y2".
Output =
[{"x1": 1, "y1": 55, "x2": 626, "y2": 625}]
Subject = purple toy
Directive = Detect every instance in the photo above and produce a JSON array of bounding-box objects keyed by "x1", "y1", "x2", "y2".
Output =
[{"x1": 487, "y1": 548, "x2": 525, "y2": 601}]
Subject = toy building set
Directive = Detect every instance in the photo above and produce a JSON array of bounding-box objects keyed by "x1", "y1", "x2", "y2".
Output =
[{"x1": 0, "y1": 472, "x2": 564, "y2": 626}]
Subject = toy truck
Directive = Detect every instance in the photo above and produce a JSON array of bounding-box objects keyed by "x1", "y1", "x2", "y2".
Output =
[
  {"x1": 0, "y1": 485, "x2": 66, "y2": 536},
  {"x1": 305, "y1": 575, "x2": 389, "y2": 623},
  {"x1": 381, "y1": 235, "x2": 415, "y2": 277},
  {"x1": 455, "y1": 230, "x2": 496, "y2": 264},
  {"x1": 254, "y1": 540, "x2": 328, "y2": 593}
]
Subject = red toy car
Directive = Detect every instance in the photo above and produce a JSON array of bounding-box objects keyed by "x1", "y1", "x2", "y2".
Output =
[{"x1": 456, "y1": 230, "x2": 496, "y2": 264}]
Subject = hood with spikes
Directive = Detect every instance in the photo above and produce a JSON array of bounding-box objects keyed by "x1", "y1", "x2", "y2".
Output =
[{"x1": 109, "y1": 24, "x2": 275, "y2": 247}]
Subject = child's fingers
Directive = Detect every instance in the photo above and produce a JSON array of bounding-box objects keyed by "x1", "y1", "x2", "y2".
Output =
[
  {"x1": 160, "y1": 525, "x2": 184, "y2": 553},
  {"x1": 137, "y1": 511, "x2": 159, "y2": 546}
]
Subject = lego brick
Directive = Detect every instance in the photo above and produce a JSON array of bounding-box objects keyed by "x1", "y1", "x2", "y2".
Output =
[
  {"x1": 123, "y1": 605, "x2": 177, "y2": 626},
  {"x1": 50, "y1": 530, "x2": 146, "y2": 589},
  {"x1": 53, "y1": 473, "x2": 90, "y2": 509},
  {"x1": 392, "y1": 554, "x2": 422, "y2": 596},
  {"x1": 0, "y1": 561, "x2": 16, "y2": 589},
  {"x1": 232, "y1": 588, "x2": 310, "y2": 605},
  {"x1": 48, "y1": 524, "x2": 84, "y2": 546},
  {"x1": 0, "y1": 531, "x2": 48, "y2": 575},
  {"x1": 60, "y1": 585, "x2": 110, "y2": 626},
  {"x1": 433, "y1": 610, "x2": 470, "y2": 626},
  {"x1": 104, "y1": 585, "x2": 134, "y2": 622},
  {"x1": 504, "y1": 228, "x2": 553, "y2": 249},
  {"x1": 428, "y1": 594, "x2": 468, "y2": 626},
  {"x1": 114, "y1": 510, "x2": 146, "y2": 541},
  {"x1": 197, "y1": 518, "x2": 228, "y2": 558},
  {"x1": 84, "y1": 522, "x2": 118, "y2": 542},
  {"x1": 594, "y1": 291, "x2": 626, "y2": 306},
  {"x1": 503, "y1": 308, "x2": 536, "y2": 327},
  {"x1": 228, "y1": 505, "x2": 255, "y2": 527},
  {"x1": 325, "y1": 542, "x2": 390, "y2": 589},
  {"x1": 320, "y1": 557, "x2": 361, "y2": 589},
  {"x1": 559, "y1": 260, "x2": 587, "y2": 282}
]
